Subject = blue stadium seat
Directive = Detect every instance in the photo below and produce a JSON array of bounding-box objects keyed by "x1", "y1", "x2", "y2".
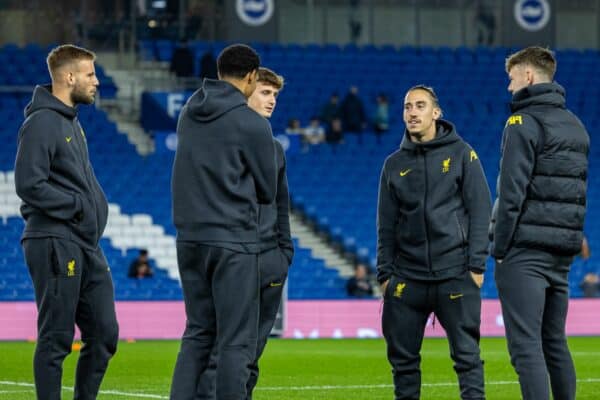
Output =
[{"x1": 1, "y1": 43, "x2": 598, "y2": 300}]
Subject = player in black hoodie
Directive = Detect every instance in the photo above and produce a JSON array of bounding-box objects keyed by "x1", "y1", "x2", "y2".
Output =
[
  {"x1": 377, "y1": 86, "x2": 491, "y2": 400},
  {"x1": 196, "y1": 67, "x2": 293, "y2": 400},
  {"x1": 170, "y1": 45, "x2": 277, "y2": 400},
  {"x1": 14, "y1": 44, "x2": 118, "y2": 400}
]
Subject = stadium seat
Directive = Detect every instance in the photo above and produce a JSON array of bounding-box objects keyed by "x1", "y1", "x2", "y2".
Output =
[{"x1": 0, "y1": 43, "x2": 598, "y2": 300}]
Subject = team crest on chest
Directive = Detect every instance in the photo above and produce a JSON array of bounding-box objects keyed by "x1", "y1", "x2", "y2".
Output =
[
  {"x1": 442, "y1": 157, "x2": 451, "y2": 173},
  {"x1": 67, "y1": 259, "x2": 76, "y2": 277}
]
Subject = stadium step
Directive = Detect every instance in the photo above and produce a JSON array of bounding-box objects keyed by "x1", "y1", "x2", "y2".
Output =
[
  {"x1": 113, "y1": 119, "x2": 155, "y2": 155},
  {"x1": 290, "y1": 213, "x2": 354, "y2": 278},
  {"x1": 96, "y1": 55, "x2": 161, "y2": 156}
]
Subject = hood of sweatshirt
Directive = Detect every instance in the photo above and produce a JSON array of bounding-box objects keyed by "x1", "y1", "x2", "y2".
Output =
[
  {"x1": 24, "y1": 85, "x2": 78, "y2": 120},
  {"x1": 400, "y1": 119, "x2": 461, "y2": 151},
  {"x1": 186, "y1": 79, "x2": 248, "y2": 122}
]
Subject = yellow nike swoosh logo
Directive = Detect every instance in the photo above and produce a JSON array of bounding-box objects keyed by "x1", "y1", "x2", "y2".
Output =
[
  {"x1": 269, "y1": 282, "x2": 283, "y2": 287},
  {"x1": 66, "y1": 136, "x2": 72, "y2": 143},
  {"x1": 400, "y1": 169, "x2": 412, "y2": 177},
  {"x1": 450, "y1": 293, "x2": 464, "y2": 300}
]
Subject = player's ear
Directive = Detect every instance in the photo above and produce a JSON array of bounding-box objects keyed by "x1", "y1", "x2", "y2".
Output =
[
  {"x1": 525, "y1": 67, "x2": 536, "y2": 85},
  {"x1": 247, "y1": 69, "x2": 258, "y2": 85},
  {"x1": 432, "y1": 107, "x2": 441, "y2": 120}
]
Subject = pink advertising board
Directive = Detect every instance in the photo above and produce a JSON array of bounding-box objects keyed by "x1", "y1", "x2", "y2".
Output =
[
  {"x1": 0, "y1": 299, "x2": 599, "y2": 340},
  {"x1": 283, "y1": 299, "x2": 600, "y2": 338}
]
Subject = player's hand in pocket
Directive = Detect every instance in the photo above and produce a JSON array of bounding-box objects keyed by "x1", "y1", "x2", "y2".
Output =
[{"x1": 470, "y1": 272, "x2": 484, "y2": 288}]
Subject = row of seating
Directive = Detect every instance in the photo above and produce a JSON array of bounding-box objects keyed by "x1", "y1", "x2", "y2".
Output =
[
  {"x1": 0, "y1": 44, "x2": 117, "y2": 98},
  {"x1": 139, "y1": 39, "x2": 600, "y2": 62},
  {"x1": 136, "y1": 40, "x2": 598, "y2": 299},
  {"x1": 0, "y1": 51, "x2": 352, "y2": 300}
]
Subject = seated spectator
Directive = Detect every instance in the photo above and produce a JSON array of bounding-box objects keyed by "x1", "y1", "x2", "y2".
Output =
[
  {"x1": 128, "y1": 249, "x2": 154, "y2": 279},
  {"x1": 302, "y1": 116, "x2": 325, "y2": 146},
  {"x1": 580, "y1": 273, "x2": 599, "y2": 298},
  {"x1": 170, "y1": 39, "x2": 195, "y2": 78},
  {"x1": 340, "y1": 86, "x2": 366, "y2": 133},
  {"x1": 319, "y1": 93, "x2": 340, "y2": 128},
  {"x1": 346, "y1": 264, "x2": 373, "y2": 298},
  {"x1": 326, "y1": 118, "x2": 344, "y2": 145},
  {"x1": 373, "y1": 93, "x2": 389, "y2": 141},
  {"x1": 285, "y1": 118, "x2": 303, "y2": 135}
]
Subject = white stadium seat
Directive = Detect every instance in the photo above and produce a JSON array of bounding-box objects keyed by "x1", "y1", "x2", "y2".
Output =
[
  {"x1": 111, "y1": 236, "x2": 137, "y2": 250},
  {"x1": 146, "y1": 225, "x2": 165, "y2": 236},
  {"x1": 6, "y1": 193, "x2": 20, "y2": 205},
  {"x1": 121, "y1": 225, "x2": 144, "y2": 237},
  {"x1": 134, "y1": 237, "x2": 154, "y2": 249},
  {"x1": 149, "y1": 247, "x2": 168, "y2": 258},
  {"x1": 109, "y1": 215, "x2": 131, "y2": 227},
  {"x1": 0, "y1": 184, "x2": 15, "y2": 194},
  {"x1": 155, "y1": 236, "x2": 176, "y2": 248},
  {"x1": 108, "y1": 203, "x2": 121, "y2": 216},
  {"x1": 102, "y1": 225, "x2": 122, "y2": 237},
  {"x1": 131, "y1": 214, "x2": 153, "y2": 226},
  {"x1": 155, "y1": 256, "x2": 177, "y2": 269}
]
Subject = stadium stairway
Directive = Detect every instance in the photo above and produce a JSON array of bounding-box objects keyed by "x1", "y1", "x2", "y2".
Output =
[
  {"x1": 0, "y1": 44, "x2": 375, "y2": 301},
  {"x1": 94, "y1": 51, "x2": 162, "y2": 155},
  {"x1": 136, "y1": 41, "x2": 599, "y2": 299},
  {"x1": 290, "y1": 214, "x2": 355, "y2": 278},
  {"x1": 91, "y1": 50, "x2": 358, "y2": 298}
]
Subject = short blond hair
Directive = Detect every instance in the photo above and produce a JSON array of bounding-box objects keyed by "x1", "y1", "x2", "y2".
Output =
[
  {"x1": 258, "y1": 67, "x2": 284, "y2": 90},
  {"x1": 506, "y1": 46, "x2": 556, "y2": 80},
  {"x1": 47, "y1": 44, "x2": 96, "y2": 79}
]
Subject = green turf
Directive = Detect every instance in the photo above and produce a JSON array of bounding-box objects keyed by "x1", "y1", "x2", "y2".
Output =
[{"x1": 1, "y1": 337, "x2": 599, "y2": 399}]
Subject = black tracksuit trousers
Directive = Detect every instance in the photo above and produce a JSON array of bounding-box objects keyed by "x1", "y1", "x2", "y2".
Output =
[
  {"x1": 22, "y1": 237, "x2": 119, "y2": 400},
  {"x1": 382, "y1": 270, "x2": 485, "y2": 400},
  {"x1": 495, "y1": 247, "x2": 576, "y2": 400},
  {"x1": 170, "y1": 243, "x2": 260, "y2": 400},
  {"x1": 195, "y1": 246, "x2": 289, "y2": 400}
]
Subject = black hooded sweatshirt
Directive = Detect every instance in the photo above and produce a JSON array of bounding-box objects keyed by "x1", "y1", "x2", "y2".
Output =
[
  {"x1": 171, "y1": 79, "x2": 277, "y2": 251},
  {"x1": 377, "y1": 120, "x2": 492, "y2": 284},
  {"x1": 15, "y1": 85, "x2": 109, "y2": 250}
]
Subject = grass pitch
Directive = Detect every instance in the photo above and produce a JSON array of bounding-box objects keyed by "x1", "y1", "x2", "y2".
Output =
[{"x1": 1, "y1": 337, "x2": 599, "y2": 399}]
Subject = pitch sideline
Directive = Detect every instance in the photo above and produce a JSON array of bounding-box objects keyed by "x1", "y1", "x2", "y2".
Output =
[{"x1": 1, "y1": 378, "x2": 600, "y2": 397}]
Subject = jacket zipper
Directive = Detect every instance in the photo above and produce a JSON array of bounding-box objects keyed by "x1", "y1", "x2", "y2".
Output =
[
  {"x1": 455, "y1": 213, "x2": 466, "y2": 244},
  {"x1": 422, "y1": 149, "x2": 432, "y2": 274}
]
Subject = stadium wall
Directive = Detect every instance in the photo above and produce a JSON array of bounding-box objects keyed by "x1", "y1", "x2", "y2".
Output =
[
  {"x1": 277, "y1": 0, "x2": 600, "y2": 48},
  {"x1": 1, "y1": 299, "x2": 599, "y2": 340}
]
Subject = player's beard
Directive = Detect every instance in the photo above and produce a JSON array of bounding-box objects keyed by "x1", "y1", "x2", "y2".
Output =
[{"x1": 71, "y1": 83, "x2": 96, "y2": 105}]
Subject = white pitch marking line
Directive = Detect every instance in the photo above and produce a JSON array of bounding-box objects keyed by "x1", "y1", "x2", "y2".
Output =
[
  {"x1": 1, "y1": 378, "x2": 600, "y2": 396},
  {"x1": 0, "y1": 381, "x2": 169, "y2": 399},
  {"x1": 256, "y1": 378, "x2": 600, "y2": 391},
  {"x1": 0, "y1": 390, "x2": 32, "y2": 394}
]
